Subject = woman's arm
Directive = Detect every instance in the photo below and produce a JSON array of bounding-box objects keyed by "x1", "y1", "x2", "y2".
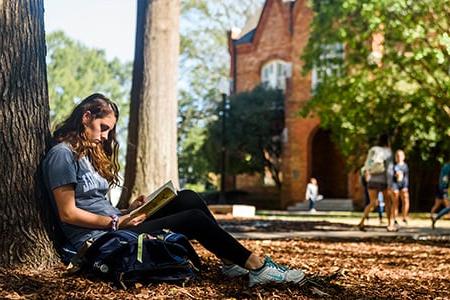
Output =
[{"x1": 53, "y1": 184, "x2": 145, "y2": 229}]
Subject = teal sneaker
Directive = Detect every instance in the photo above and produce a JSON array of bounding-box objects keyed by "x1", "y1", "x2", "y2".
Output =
[
  {"x1": 248, "y1": 257, "x2": 306, "y2": 287},
  {"x1": 221, "y1": 263, "x2": 249, "y2": 277}
]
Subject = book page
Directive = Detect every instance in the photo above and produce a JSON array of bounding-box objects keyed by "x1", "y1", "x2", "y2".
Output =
[{"x1": 129, "y1": 180, "x2": 177, "y2": 218}]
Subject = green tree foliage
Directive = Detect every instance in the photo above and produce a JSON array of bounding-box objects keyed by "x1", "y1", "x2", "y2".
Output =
[
  {"x1": 46, "y1": 31, "x2": 132, "y2": 167},
  {"x1": 178, "y1": 0, "x2": 264, "y2": 189},
  {"x1": 204, "y1": 86, "x2": 285, "y2": 189},
  {"x1": 301, "y1": 0, "x2": 450, "y2": 165}
]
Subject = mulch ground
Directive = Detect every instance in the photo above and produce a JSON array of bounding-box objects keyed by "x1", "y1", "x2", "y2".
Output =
[{"x1": 1, "y1": 219, "x2": 449, "y2": 299}]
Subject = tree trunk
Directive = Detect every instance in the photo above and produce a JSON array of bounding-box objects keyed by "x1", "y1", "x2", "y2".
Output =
[
  {"x1": 119, "y1": 0, "x2": 180, "y2": 207},
  {"x1": 0, "y1": 0, "x2": 56, "y2": 267}
]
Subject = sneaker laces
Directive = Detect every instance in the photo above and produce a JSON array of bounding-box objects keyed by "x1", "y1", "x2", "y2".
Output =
[{"x1": 265, "y1": 257, "x2": 288, "y2": 272}]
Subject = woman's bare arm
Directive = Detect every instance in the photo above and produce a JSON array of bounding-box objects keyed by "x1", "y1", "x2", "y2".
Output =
[{"x1": 52, "y1": 184, "x2": 145, "y2": 229}]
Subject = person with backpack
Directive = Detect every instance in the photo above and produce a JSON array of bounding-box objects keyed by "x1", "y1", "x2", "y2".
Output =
[
  {"x1": 41, "y1": 93, "x2": 306, "y2": 287},
  {"x1": 431, "y1": 162, "x2": 450, "y2": 229},
  {"x1": 357, "y1": 134, "x2": 395, "y2": 231}
]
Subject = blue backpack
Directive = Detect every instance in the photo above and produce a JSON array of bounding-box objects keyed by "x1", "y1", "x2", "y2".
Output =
[{"x1": 66, "y1": 229, "x2": 201, "y2": 289}]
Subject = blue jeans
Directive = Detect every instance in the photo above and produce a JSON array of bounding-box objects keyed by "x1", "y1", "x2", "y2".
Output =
[
  {"x1": 309, "y1": 199, "x2": 316, "y2": 210},
  {"x1": 436, "y1": 206, "x2": 450, "y2": 220}
]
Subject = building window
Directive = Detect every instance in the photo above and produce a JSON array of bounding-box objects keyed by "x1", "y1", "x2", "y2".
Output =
[
  {"x1": 311, "y1": 43, "x2": 344, "y2": 91},
  {"x1": 261, "y1": 60, "x2": 291, "y2": 91}
]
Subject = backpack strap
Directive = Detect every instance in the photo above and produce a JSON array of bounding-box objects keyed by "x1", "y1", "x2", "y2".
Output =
[{"x1": 137, "y1": 233, "x2": 145, "y2": 263}]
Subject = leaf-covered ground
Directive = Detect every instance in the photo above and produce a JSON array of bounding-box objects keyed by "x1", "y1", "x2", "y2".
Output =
[{"x1": 1, "y1": 220, "x2": 449, "y2": 299}]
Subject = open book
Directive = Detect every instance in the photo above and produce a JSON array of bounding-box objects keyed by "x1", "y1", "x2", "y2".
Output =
[{"x1": 129, "y1": 180, "x2": 177, "y2": 219}]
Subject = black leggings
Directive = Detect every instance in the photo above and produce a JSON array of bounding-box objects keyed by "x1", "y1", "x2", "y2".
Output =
[{"x1": 128, "y1": 190, "x2": 252, "y2": 267}]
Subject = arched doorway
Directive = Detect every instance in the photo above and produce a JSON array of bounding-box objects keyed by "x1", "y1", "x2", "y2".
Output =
[{"x1": 311, "y1": 129, "x2": 348, "y2": 198}]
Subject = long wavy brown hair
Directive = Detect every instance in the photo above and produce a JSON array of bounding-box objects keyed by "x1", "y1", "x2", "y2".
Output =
[{"x1": 53, "y1": 93, "x2": 120, "y2": 187}]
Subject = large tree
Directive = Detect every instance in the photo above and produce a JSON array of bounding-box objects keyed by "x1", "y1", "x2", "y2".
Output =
[
  {"x1": 0, "y1": 0, "x2": 56, "y2": 266},
  {"x1": 119, "y1": 0, "x2": 180, "y2": 207},
  {"x1": 204, "y1": 86, "x2": 285, "y2": 189}
]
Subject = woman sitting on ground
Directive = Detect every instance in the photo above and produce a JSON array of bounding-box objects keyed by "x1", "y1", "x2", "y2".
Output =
[{"x1": 41, "y1": 93, "x2": 306, "y2": 287}]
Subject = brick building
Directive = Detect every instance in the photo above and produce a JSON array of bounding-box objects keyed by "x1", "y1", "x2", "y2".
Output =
[{"x1": 228, "y1": 0, "x2": 362, "y2": 208}]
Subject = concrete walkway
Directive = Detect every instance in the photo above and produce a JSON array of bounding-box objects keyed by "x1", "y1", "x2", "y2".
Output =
[
  {"x1": 223, "y1": 210, "x2": 450, "y2": 241},
  {"x1": 230, "y1": 226, "x2": 450, "y2": 241}
]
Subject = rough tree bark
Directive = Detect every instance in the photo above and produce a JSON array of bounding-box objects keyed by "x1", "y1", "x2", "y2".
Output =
[
  {"x1": 119, "y1": 0, "x2": 180, "y2": 208},
  {"x1": 0, "y1": 0, "x2": 56, "y2": 267}
]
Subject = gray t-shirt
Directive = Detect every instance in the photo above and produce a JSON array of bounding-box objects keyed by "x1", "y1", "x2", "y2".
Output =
[{"x1": 42, "y1": 142, "x2": 121, "y2": 249}]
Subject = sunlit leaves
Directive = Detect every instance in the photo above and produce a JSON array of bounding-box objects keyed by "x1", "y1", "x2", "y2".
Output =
[
  {"x1": 178, "y1": 0, "x2": 265, "y2": 187},
  {"x1": 46, "y1": 31, "x2": 132, "y2": 128},
  {"x1": 301, "y1": 0, "x2": 450, "y2": 164}
]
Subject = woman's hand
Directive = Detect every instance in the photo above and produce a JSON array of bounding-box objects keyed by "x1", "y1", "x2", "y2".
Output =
[
  {"x1": 128, "y1": 195, "x2": 146, "y2": 211},
  {"x1": 119, "y1": 213, "x2": 146, "y2": 228}
]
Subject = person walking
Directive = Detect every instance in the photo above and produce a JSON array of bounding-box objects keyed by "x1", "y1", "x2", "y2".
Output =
[
  {"x1": 431, "y1": 162, "x2": 450, "y2": 229},
  {"x1": 306, "y1": 177, "x2": 320, "y2": 213},
  {"x1": 430, "y1": 186, "x2": 449, "y2": 217},
  {"x1": 358, "y1": 134, "x2": 394, "y2": 231},
  {"x1": 392, "y1": 150, "x2": 410, "y2": 225}
]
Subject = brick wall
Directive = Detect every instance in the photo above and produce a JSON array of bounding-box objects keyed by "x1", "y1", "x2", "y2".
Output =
[{"x1": 230, "y1": 0, "x2": 362, "y2": 208}]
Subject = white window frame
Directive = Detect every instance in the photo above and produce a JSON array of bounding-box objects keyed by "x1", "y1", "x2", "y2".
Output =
[{"x1": 261, "y1": 60, "x2": 290, "y2": 91}]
